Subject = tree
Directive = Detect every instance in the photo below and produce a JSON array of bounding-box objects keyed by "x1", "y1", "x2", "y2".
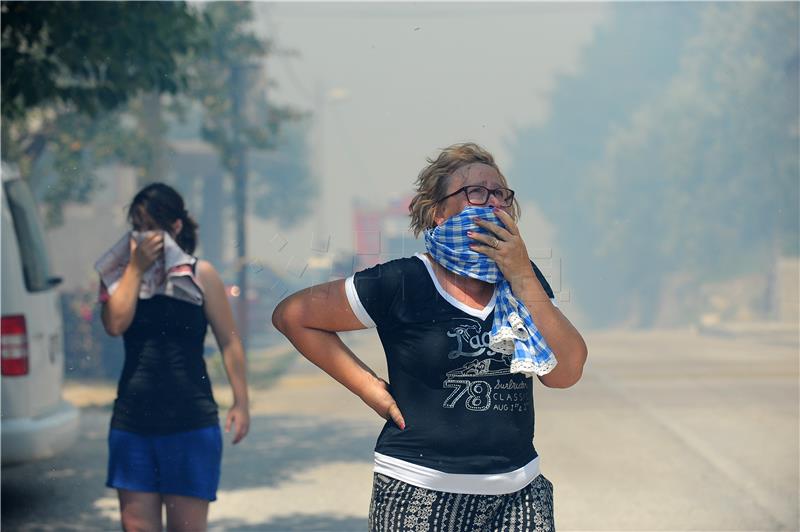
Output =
[
  {"x1": 507, "y1": 3, "x2": 701, "y2": 327},
  {"x1": 185, "y1": 1, "x2": 310, "y2": 348},
  {"x1": 1, "y1": 1, "x2": 204, "y2": 120},
  {"x1": 1, "y1": 1, "x2": 208, "y2": 223},
  {"x1": 509, "y1": 3, "x2": 798, "y2": 328},
  {"x1": 590, "y1": 3, "x2": 798, "y2": 326}
]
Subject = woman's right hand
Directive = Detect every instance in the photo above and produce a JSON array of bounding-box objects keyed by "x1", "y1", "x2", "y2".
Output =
[
  {"x1": 129, "y1": 232, "x2": 163, "y2": 274},
  {"x1": 361, "y1": 376, "x2": 406, "y2": 430}
]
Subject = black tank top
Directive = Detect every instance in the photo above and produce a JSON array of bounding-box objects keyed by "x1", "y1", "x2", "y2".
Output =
[{"x1": 111, "y1": 264, "x2": 218, "y2": 434}]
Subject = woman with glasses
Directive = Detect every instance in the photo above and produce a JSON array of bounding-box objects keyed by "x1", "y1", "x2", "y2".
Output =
[{"x1": 272, "y1": 143, "x2": 587, "y2": 531}]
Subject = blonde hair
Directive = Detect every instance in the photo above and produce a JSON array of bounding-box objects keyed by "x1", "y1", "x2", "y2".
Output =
[{"x1": 408, "y1": 142, "x2": 520, "y2": 237}]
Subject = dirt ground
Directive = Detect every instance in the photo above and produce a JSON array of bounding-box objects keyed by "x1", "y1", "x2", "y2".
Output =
[{"x1": 3, "y1": 327, "x2": 798, "y2": 531}]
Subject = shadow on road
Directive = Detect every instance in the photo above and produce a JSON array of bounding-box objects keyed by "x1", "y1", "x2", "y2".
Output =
[
  {"x1": 1, "y1": 408, "x2": 118, "y2": 531},
  {"x1": 211, "y1": 513, "x2": 367, "y2": 531},
  {"x1": 1, "y1": 407, "x2": 378, "y2": 530},
  {"x1": 220, "y1": 413, "x2": 378, "y2": 491}
]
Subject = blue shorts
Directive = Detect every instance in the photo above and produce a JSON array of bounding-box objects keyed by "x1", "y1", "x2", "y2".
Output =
[{"x1": 106, "y1": 425, "x2": 222, "y2": 501}]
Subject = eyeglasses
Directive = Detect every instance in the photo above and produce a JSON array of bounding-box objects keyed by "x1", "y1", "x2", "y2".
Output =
[{"x1": 438, "y1": 185, "x2": 515, "y2": 207}]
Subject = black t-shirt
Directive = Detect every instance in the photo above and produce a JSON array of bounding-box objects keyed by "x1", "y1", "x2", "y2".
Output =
[{"x1": 349, "y1": 253, "x2": 555, "y2": 475}]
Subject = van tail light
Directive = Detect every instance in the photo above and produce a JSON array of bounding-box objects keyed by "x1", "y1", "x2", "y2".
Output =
[{"x1": 1, "y1": 315, "x2": 30, "y2": 376}]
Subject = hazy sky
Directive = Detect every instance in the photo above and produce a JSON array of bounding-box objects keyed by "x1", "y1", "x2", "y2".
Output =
[{"x1": 242, "y1": 2, "x2": 609, "y2": 274}]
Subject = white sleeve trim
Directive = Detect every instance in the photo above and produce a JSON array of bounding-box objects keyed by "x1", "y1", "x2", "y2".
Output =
[
  {"x1": 345, "y1": 275, "x2": 377, "y2": 329},
  {"x1": 550, "y1": 297, "x2": 559, "y2": 308}
]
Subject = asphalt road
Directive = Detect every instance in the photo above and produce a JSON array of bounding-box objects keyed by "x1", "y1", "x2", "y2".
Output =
[{"x1": 2, "y1": 328, "x2": 798, "y2": 531}]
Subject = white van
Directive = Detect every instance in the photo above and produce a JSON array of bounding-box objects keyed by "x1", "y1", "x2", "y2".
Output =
[{"x1": 1, "y1": 164, "x2": 79, "y2": 465}]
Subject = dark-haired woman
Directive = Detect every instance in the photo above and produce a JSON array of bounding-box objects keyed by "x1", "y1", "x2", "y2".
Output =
[{"x1": 98, "y1": 183, "x2": 249, "y2": 531}]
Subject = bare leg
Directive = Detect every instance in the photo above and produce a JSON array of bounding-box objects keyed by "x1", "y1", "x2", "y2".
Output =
[
  {"x1": 163, "y1": 494, "x2": 209, "y2": 532},
  {"x1": 118, "y1": 490, "x2": 163, "y2": 532}
]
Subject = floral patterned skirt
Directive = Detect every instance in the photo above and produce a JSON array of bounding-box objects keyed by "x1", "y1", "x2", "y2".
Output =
[{"x1": 368, "y1": 472, "x2": 555, "y2": 532}]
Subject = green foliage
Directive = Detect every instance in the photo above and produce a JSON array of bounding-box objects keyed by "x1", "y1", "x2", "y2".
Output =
[
  {"x1": 35, "y1": 104, "x2": 167, "y2": 226},
  {"x1": 1, "y1": 1, "x2": 206, "y2": 119},
  {"x1": 589, "y1": 3, "x2": 798, "y2": 324},
  {"x1": 188, "y1": 2, "x2": 301, "y2": 169},
  {"x1": 188, "y1": 1, "x2": 314, "y2": 224},
  {"x1": 509, "y1": 3, "x2": 799, "y2": 327},
  {"x1": 2, "y1": 0, "x2": 314, "y2": 233},
  {"x1": 2, "y1": 98, "x2": 179, "y2": 226},
  {"x1": 1, "y1": 1, "x2": 208, "y2": 224}
]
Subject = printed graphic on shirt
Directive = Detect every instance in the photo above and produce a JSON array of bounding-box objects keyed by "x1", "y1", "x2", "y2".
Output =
[
  {"x1": 446, "y1": 318, "x2": 493, "y2": 359},
  {"x1": 442, "y1": 318, "x2": 529, "y2": 414}
]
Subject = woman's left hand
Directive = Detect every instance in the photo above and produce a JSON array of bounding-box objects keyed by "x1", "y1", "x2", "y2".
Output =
[
  {"x1": 225, "y1": 402, "x2": 250, "y2": 444},
  {"x1": 468, "y1": 208, "x2": 535, "y2": 286}
]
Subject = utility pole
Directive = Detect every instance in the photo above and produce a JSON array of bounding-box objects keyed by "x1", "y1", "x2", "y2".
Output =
[
  {"x1": 313, "y1": 81, "x2": 326, "y2": 250},
  {"x1": 231, "y1": 62, "x2": 250, "y2": 351},
  {"x1": 311, "y1": 82, "x2": 349, "y2": 252},
  {"x1": 139, "y1": 91, "x2": 166, "y2": 185}
]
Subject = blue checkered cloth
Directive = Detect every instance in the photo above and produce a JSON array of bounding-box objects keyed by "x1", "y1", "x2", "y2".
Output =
[{"x1": 424, "y1": 206, "x2": 557, "y2": 377}]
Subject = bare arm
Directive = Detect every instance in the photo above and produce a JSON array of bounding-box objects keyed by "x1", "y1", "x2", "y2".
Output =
[
  {"x1": 100, "y1": 233, "x2": 162, "y2": 336},
  {"x1": 271, "y1": 279, "x2": 406, "y2": 429},
  {"x1": 509, "y1": 275, "x2": 588, "y2": 388},
  {"x1": 197, "y1": 260, "x2": 250, "y2": 444},
  {"x1": 470, "y1": 209, "x2": 588, "y2": 388}
]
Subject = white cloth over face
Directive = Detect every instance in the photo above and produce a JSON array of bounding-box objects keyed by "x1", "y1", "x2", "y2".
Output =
[{"x1": 94, "y1": 230, "x2": 204, "y2": 306}]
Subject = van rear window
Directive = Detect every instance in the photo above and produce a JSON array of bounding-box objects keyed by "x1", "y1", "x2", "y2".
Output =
[{"x1": 3, "y1": 179, "x2": 55, "y2": 292}]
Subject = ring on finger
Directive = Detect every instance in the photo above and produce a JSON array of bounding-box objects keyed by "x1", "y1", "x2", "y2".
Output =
[{"x1": 491, "y1": 237, "x2": 500, "y2": 249}]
